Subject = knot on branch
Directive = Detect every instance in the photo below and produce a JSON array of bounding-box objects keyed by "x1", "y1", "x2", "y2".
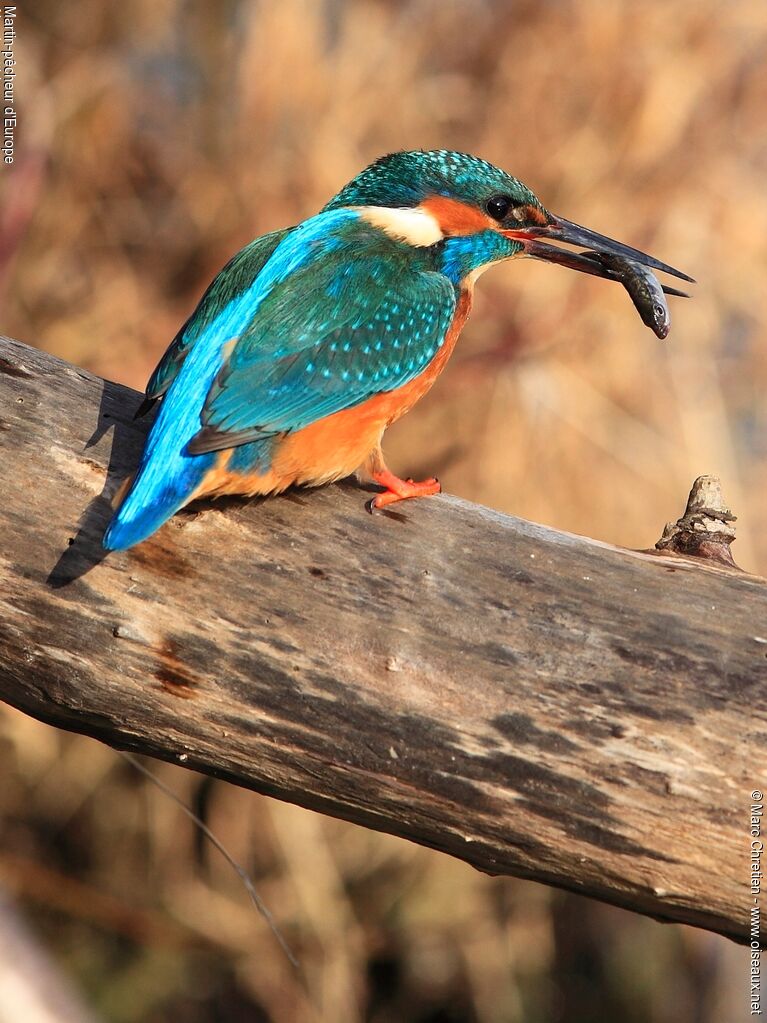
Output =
[{"x1": 655, "y1": 475, "x2": 739, "y2": 569}]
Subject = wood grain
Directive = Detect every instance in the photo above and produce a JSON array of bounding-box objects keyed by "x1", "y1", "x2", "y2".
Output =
[{"x1": 1, "y1": 335, "x2": 765, "y2": 945}]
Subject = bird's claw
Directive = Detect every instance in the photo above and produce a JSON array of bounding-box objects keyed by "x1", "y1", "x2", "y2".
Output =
[{"x1": 367, "y1": 476, "x2": 441, "y2": 512}]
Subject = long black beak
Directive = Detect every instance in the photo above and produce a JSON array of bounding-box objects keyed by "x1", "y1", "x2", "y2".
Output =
[
  {"x1": 521, "y1": 241, "x2": 690, "y2": 298},
  {"x1": 512, "y1": 214, "x2": 695, "y2": 285}
]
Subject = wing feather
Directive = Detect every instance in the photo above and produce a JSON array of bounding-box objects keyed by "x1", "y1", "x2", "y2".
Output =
[
  {"x1": 141, "y1": 228, "x2": 290, "y2": 409},
  {"x1": 188, "y1": 221, "x2": 456, "y2": 453}
]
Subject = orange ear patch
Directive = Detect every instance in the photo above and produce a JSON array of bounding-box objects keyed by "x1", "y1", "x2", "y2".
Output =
[{"x1": 421, "y1": 196, "x2": 495, "y2": 236}]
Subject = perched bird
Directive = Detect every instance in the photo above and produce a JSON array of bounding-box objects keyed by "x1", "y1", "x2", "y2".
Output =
[{"x1": 104, "y1": 150, "x2": 692, "y2": 551}]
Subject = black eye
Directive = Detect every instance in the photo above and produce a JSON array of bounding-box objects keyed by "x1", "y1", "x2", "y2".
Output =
[{"x1": 485, "y1": 194, "x2": 513, "y2": 221}]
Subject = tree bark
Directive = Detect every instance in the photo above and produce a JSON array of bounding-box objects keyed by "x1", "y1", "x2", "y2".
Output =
[{"x1": 1, "y1": 335, "x2": 765, "y2": 946}]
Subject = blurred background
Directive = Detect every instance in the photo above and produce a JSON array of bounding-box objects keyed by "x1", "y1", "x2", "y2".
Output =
[{"x1": 1, "y1": 1, "x2": 764, "y2": 1020}]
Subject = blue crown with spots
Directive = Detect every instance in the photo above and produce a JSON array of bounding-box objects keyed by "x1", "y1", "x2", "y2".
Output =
[{"x1": 325, "y1": 150, "x2": 539, "y2": 212}]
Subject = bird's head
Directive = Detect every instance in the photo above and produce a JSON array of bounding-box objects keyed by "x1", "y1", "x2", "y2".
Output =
[{"x1": 325, "y1": 150, "x2": 691, "y2": 288}]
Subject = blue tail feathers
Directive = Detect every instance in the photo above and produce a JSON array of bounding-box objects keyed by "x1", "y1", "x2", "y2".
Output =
[
  {"x1": 103, "y1": 324, "x2": 223, "y2": 551},
  {"x1": 103, "y1": 456, "x2": 212, "y2": 551},
  {"x1": 103, "y1": 209, "x2": 363, "y2": 551}
]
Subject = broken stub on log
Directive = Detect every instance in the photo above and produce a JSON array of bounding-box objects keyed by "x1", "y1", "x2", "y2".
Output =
[{"x1": 655, "y1": 475, "x2": 739, "y2": 569}]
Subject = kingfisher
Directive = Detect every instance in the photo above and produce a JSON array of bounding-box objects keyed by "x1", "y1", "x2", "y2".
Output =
[{"x1": 103, "y1": 150, "x2": 691, "y2": 551}]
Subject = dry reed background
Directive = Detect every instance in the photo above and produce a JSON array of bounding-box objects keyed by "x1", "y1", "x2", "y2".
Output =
[{"x1": 1, "y1": 1, "x2": 764, "y2": 1020}]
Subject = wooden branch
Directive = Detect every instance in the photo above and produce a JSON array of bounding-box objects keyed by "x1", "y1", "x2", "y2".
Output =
[{"x1": 1, "y1": 335, "x2": 765, "y2": 946}]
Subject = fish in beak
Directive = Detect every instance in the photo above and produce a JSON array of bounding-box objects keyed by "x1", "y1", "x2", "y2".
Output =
[{"x1": 504, "y1": 214, "x2": 694, "y2": 339}]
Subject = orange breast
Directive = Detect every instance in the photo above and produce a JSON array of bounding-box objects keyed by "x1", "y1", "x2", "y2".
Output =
[{"x1": 193, "y1": 287, "x2": 474, "y2": 500}]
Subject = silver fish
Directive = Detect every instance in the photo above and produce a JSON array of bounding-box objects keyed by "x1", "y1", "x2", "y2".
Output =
[{"x1": 586, "y1": 252, "x2": 677, "y2": 340}]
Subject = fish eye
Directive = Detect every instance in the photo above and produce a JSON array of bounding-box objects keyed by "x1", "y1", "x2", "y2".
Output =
[
  {"x1": 485, "y1": 195, "x2": 513, "y2": 221},
  {"x1": 654, "y1": 305, "x2": 665, "y2": 318}
]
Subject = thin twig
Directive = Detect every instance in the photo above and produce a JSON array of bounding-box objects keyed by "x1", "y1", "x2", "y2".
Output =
[{"x1": 115, "y1": 750, "x2": 299, "y2": 970}]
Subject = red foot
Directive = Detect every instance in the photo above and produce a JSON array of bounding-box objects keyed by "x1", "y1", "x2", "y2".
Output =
[{"x1": 369, "y1": 468, "x2": 441, "y2": 511}]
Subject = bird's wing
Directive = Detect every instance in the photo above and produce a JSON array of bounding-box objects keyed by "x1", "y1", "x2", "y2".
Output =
[
  {"x1": 187, "y1": 214, "x2": 456, "y2": 454},
  {"x1": 140, "y1": 229, "x2": 291, "y2": 410}
]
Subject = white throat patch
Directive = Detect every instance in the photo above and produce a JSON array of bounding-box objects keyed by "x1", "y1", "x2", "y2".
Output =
[{"x1": 356, "y1": 206, "x2": 444, "y2": 247}]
